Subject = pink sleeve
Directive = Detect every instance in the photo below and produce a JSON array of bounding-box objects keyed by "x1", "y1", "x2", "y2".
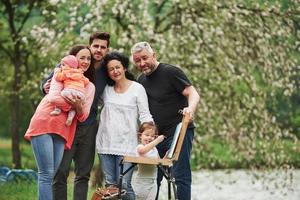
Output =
[
  {"x1": 47, "y1": 78, "x2": 70, "y2": 109},
  {"x1": 76, "y1": 82, "x2": 95, "y2": 122},
  {"x1": 55, "y1": 70, "x2": 66, "y2": 82}
]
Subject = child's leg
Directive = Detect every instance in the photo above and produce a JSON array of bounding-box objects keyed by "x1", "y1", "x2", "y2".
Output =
[
  {"x1": 65, "y1": 110, "x2": 76, "y2": 126},
  {"x1": 50, "y1": 107, "x2": 61, "y2": 116}
]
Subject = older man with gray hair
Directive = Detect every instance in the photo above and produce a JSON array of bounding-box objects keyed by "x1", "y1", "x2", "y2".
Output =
[{"x1": 131, "y1": 41, "x2": 200, "y2": 200}]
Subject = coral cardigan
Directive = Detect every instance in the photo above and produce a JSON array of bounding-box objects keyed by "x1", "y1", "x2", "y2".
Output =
[{"x1": 24, "y1": 78, "x2": 95, "y2": 149}]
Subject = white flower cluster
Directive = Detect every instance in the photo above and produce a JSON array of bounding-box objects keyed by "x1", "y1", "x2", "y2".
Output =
[{"x1": 30, "y1": 25, "x2": 58, "y2": 57}]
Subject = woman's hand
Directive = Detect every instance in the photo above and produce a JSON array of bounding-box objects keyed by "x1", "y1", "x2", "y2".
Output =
[{"x1": 64, "y1": 95, "x2": 84, "y2": 115}]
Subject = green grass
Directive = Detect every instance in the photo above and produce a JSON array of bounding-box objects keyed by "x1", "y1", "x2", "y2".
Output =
[
  {"x1": 1, "y1": 136, "x2": 300, "y2": 199},
  {"x1": 2, "y1": 136, "x2": 300, "y2": 171},
  {"x1": 2, "y1": 136, "x2": 300, "y2": 170},
  {"x1": 0, "y1": 181, "x2": 37, "y2": 200},
  {"x1": 0, "y1": 180, "x2": 96, "y2": 200},
  {"x1": 0, "y1": 137, "x2": 100, "y2": 200},
  {"x1": 0, "y1": 138, "x2": 36, "y2": 169}
]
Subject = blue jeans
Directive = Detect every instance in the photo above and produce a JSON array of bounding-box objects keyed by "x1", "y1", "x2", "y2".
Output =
[
  {"x1": 156, "y1": 127, "x2": 194, "y2": 200},
  {"x1": 99, "y1": 154, "x2": 135, "y2": 200},
  {"x1": 31, "y1": 134, "x2": 65, "y2": 200}
]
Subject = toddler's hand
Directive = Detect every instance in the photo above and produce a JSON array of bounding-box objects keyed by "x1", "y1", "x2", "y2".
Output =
[{"x1": 157, "y1": 135, "x2": 165, "y2": 143}]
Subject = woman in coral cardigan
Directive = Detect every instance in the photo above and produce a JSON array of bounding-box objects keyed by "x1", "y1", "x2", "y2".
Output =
[{"x1": 24, "y1": 45, "x2": 95, "y2": 200}]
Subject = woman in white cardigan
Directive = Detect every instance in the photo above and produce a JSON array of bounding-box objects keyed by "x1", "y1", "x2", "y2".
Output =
[{"x1": 95, "y1": 51, "x2": 153, "y2": 200}]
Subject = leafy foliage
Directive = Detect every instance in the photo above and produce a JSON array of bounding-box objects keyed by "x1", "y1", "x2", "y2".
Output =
[{"x1": 0, "y1": 0, "x2": 299, "y2": 168}]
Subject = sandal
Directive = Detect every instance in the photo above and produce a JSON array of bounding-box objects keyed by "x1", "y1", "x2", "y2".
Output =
[{"x1": 91, "y1": 185, "x2": 126, "y2": 200}]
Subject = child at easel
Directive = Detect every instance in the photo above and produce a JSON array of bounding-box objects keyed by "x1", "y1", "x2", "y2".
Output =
[{"x1": 134, "y1": 122, "x2": 164, "y2": 200}]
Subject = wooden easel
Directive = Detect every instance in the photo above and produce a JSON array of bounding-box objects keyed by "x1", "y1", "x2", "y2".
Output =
[{"x1": 118, "y1": 113, "x2": 190, "y2": 200}]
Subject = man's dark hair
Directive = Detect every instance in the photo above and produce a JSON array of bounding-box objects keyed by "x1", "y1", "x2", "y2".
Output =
[{"x1": 89, "y1": 32, "x2": 110, "y2": 47}]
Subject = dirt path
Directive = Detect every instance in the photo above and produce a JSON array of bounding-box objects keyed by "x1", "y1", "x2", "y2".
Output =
[{"x1": 156, "y1": 170, "x2": 300, "y2": 200}]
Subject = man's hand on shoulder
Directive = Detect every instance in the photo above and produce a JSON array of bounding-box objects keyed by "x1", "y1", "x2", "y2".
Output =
[{"x1": 43, "y1": 79, "x2": 51, "y2": 94}]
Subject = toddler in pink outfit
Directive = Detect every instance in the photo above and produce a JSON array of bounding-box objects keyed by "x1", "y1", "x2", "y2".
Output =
[{"x1": 50, "y1": 55, "x2": 90, "y2": 126}]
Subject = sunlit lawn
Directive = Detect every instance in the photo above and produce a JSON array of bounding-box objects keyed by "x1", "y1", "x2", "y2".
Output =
[
  {"x1": 0, "y1": 137, "x2": 98, "y2": 200},
  {"x1": 0, "y1": 139, "x2": 35, "y2": 169},
  {"x1": 1, "y1": 136, "x2": 300, "y2": 170},
  {"x1": 1, "y1": 136, "x2": 300, "y2": 199},
  {"x1": 0, "y1": 179, "x2": 96, "y2": 200}
]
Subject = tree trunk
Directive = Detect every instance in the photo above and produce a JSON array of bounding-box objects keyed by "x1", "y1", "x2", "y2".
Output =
[
  {"x1": 10, "y1": 53, "x2": 22, "y2": 169},
  {"x1": 3, "y1": 0, "x2": 38, "y2": 169},
  {"x1": 10, "y1": 94, "x2": 21, "y2": 169}
]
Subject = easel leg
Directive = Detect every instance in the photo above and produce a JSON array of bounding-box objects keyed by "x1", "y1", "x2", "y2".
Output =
[
  {"x1": 170, "y1": 176, "x2": 178, "y2": 200},
  {"x1": 168, "y1": 180, "x2": 171, "y2": 199},
  {"x1": 158, "y1": 165, "x2": 178, "y2": 200},
  {"x1": 118, "y1": 161, "x2": 136, "y2": 200},
  {"x1": 168, "y1": 167, "x2": 178, "y2": 200}
]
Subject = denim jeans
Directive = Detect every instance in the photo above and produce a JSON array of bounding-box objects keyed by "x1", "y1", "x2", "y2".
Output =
[
  {"x1": 53, "y1": 121, "x2": 98, "y2": 200},
  {"x1": 31, "y1": 134, "x2": 65, "y2": 200},
  {"x1": 99, "y1": 154, "x2": 135, "y2": 200},
  {"x1": 156, "y1": 127, "x2": 194, "y2": 200}
]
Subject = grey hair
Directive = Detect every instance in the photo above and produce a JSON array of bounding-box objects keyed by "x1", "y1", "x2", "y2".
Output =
[{"x1": 131, "y1": 41, "x2": 154, "y2": 54}]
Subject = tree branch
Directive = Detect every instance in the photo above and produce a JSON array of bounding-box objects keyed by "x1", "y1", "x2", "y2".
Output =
[
  {"x1": 2, "y1": 0, "x2": 16, "y2": 37},
  {"x1": 154, "y1": 0, "x2": 168, "y2": 25},
  {"x1": 23, "y1": 52, "x2": 31, "y2": 80},
  {"x1": 154, "y1": 0, "x2": 176, "y2": 32},
  {"x1": 0, "y1": 43, "x2": 13, "y2": 59},
  {"x1": 17, "y1": 0, "x2": 36, "y2": 34}
]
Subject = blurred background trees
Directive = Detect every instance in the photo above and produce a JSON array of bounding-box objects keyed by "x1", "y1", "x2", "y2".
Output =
[{"x1": 0, "y1": 0, "x2": 299, "y2": 169}]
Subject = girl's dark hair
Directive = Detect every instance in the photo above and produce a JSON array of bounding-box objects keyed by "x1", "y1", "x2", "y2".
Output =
[
  {"x1": 137, "y1": 121, "x2": 158, "y2": 142},
  {"x1": 138, "y1": 122, "x2": 158, "y2": 136},
  {"x1": 69, "y1": 45, "x2": 95, "y2": 84},
  {"x1": 100, "y1": 51, "x2": 135, "y2": 86}
]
